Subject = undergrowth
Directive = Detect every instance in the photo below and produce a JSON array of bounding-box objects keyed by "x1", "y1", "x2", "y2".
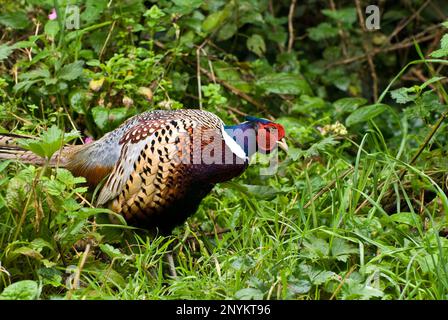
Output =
[{"x1": 0, "y1": 0, "x2": 447, "y2": 300}]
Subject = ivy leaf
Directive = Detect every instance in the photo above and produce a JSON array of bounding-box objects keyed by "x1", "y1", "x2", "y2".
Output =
[{"x1": 345, "y1": 104, "x2": 388, "y2": 126}]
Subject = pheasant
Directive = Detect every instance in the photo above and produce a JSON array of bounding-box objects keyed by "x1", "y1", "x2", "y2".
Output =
[{"x1": 0, "y1": 109, "x2": 287, "y2": 234}]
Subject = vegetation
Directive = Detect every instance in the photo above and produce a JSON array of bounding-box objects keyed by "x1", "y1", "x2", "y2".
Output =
[{"x1": 0, "y1": 0, "x2": 447, "y2": 300}]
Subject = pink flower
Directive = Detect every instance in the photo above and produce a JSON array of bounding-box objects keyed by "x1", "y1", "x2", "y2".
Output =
[
  {"x1": 48, "y1": 8, "x2": 57, "y2": 20},
  {"x1": 84, "y1": 137, "x2": 94, "y2": 144}
]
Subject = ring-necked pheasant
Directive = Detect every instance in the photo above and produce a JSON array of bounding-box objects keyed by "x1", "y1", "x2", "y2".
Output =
[{"x1": 0, "y1": 109, "x2": 287, "y2": 234}]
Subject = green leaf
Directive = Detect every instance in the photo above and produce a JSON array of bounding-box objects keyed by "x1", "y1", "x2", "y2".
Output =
[
  {"x1": 390, "y1": 87, "x2": 418, "y2": 104},
  {"x1": 92, "y1": 107, "x2": 129, "y2": 131},
  {"x1": 81, "y1": 0, "x2": 108, "y2": 23},
  {"x1": 331, "y1": 238, "x2": 358, "y2": 262},
  {"x1": 202, "y1": 5, "x2": 232, "y2": 33},
  {"x1": 100, "y1": 244, "x2": 128, "y2": 260},
  {"x1": 0, "y1": 44, "x2": 13, "y2": 62},
  {"x1": 240, "y1": 184, "x2": 282, "y2": 200},
  {"x1": 287, "y1": 278, "x2": 312, "y2": 295},
  {"x1": 390, "y1": 212, "x2": 421, "y2": 228},
  {"x1": 0, "y1": 280, "x2": 39, "y2": 300},
  {"x1": 57, "y1": 61, "x2": 84, "y2": 81},
  {"x1": 308, "y1": 22, "x2": 339, "y2": 41},
  {"x1": 430, "y1": 34, "x2": 448, "y2": 58},
  {"x1": 20, "y1": 68, "x2": 51, "y2": 81},
  {"x1": 334, "y1": 97, "x2": 367, "y2": 114},
  {"x1": 345, "y1": 103, "x2": 388, "y2": 126},
  {"x1": 12, "y1": 246, "x2": 44, "y2": 260},
  {"x1": 235, "y1": 288, "x2": 264, "y2": 300},
  {"x1": 0, "y1": 11, "x2": 30, "y2": 29},
  {"x1": 257, "y1": 73, "x2": 311, "y2": 95},
  {"x1": 302, "y1": 236, "x2": 330, "y2": 259},
  {"x1": 44, "y1": 20, "x2": 60, "y2": 38},
  {"x1": 217, "y1": 23, "x2": 237, "y2": 41},
  {"x1": 18, "y1": 125, "x2": 80, "y2": 159},
  {"x1": 69, "y1": 89, "x2": 88, "y2": 114},
  {"x1": 247, "y1": 34, "x2": 266, "y2": 57},
  {"x1": 322, "y1": 8, "x2": 357, "y2": 25},
  {"x1": 171, "y1": 0, "x2": 203, "y2": 15}
]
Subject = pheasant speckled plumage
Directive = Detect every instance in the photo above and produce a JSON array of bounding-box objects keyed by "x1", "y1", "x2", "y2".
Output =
[{"x1": 0, "y1": 109, "x2": 287, "y2": 234}]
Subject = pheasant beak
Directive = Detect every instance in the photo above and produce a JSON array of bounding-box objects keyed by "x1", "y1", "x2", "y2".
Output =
[{"x1": 277, "y1": 138, "x2": 288, "y2": 153}]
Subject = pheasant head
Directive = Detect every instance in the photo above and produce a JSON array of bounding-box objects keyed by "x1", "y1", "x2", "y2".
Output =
[{"x1": 224, "y1": 116, "x2": 287, "y2": 158}]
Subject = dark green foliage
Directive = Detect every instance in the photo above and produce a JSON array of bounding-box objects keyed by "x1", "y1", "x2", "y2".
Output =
[{"x1": 0, "y1": 0, "x2": 448, "y2": 300}]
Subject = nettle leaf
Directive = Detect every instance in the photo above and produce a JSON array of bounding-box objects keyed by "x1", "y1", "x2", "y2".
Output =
[
  {"x1": 0, "y1": 11, "x2": 30, "y2": 29},
  {"x1": 247, "y1": 34, "x2": 266, "y2": 57},
  {"x1": 430, "y1": 34, "x2": 448, "y2": 58},
  {"x1": 0, "y1": 44, "x2": 13, "y2": 62},
  {"x1": 57, "y1": 61, "x2": 84, "y2": 81},
  {"x1": 390, "y1": 87, "x2": 419, "y2": 104},
  {"x1": 305, "y1": 137, "x2": 339, "y2": 158},
  {"x1": 18, "y1": 125, "x2": 80, "y2": 159},
  {"x1": 405, "y1": 91, "x2": 447, "y2": 119},
  {"x1": 0, "y1": 280, "x2": 39, "y2": 300},
  {"x1": 345, "y1": 103, "x2": 388, "y2": 127},
  {"x1": 307, "y1": 22, "x2": 339, "y2": 41},
  {"x1": 257, "y1": 73, "x2": 311, "y2": 95}
]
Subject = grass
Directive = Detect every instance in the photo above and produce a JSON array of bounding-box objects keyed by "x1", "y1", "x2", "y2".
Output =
[
  {"x1": 1, "y1": 116, "x2": 447, "y2": 300},
  {"x1": 0, "y1": 1, "x2": 447, "y2": 300}
]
